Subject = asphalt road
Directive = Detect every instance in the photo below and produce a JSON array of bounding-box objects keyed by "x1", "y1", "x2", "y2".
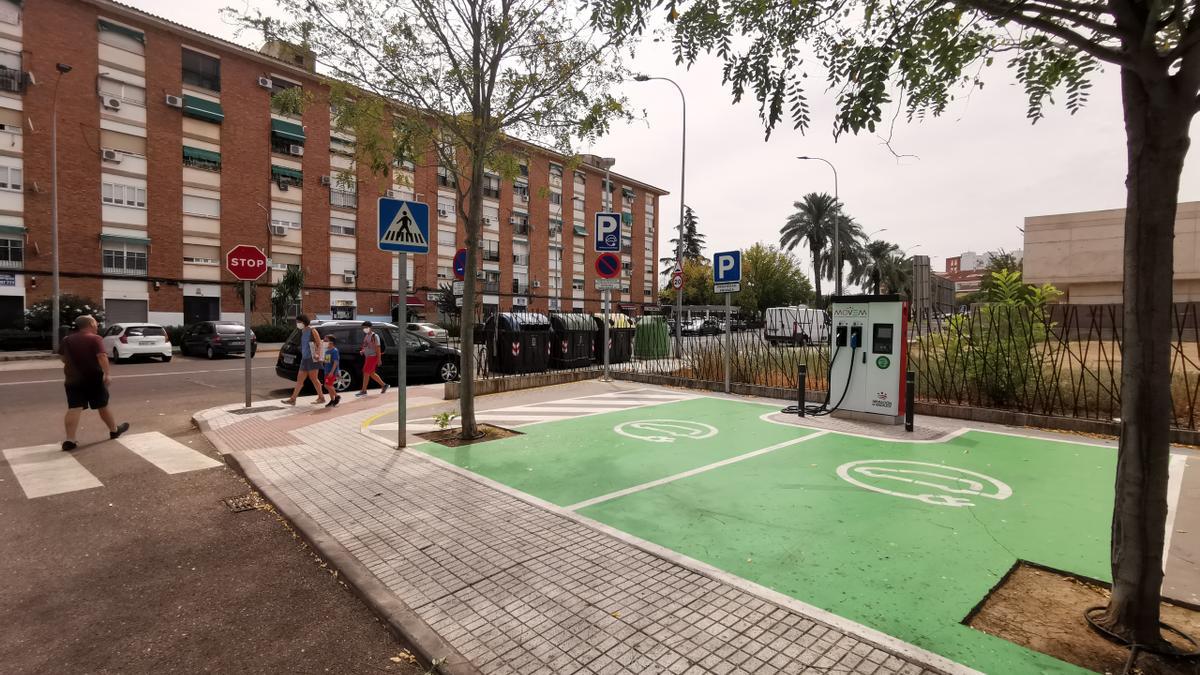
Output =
[{"x1": 0, "y1": 354, "x2": 423, "y2": 674}]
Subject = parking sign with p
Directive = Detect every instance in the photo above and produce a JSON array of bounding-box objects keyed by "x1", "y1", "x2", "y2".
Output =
[
  {"x1": 594, "y1": 212, "x2": 621, "y2": 252},
  {"x1": 713, "y1": 250, "x2": 741, "y2": 293}
]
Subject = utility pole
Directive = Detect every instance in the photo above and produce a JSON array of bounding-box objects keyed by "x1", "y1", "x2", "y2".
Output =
[{"x1": 50, "y1": 63, "x2": 72, "y2": 350}]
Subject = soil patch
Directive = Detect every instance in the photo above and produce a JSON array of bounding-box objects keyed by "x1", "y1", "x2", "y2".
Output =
[
  {"x1": 968, "y1": 562, "x2": 1200, "y2": 674},
  {"x1": 417, "y1": 423, "x2": 521, "y2": 447}
]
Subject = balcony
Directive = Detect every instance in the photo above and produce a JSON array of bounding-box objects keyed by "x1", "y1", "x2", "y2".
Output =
[
  {"x1": 0, "y1": 257, "x2": 20, "y2": 270},
  {"x1": 0, "y1": 66, "x2": 26, "y2": 94},
  {"x1": 512, "y1": 283, "x2": 529, "y2": 295},
  {"x1": 483, "y1": 281, "x2": 500, "y2": 294},
  {"x1": 512, "y1": 222, "x2": 529, "y2": 236},
  {"x1": 513, "y1": 254, "x2": 529, "y2": 267}
]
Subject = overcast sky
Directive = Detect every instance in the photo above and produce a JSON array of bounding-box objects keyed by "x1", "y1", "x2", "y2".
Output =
[{"x1": 126, "y1": 0, "x2": 1200, "y2": 281}]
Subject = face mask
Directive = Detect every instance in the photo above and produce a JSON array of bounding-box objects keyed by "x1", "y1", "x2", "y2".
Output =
[
  {"x1": 363, "y1": 328, "x2": 370, "y2": 334},
  {"x1": 296, "y1": 323, "x2": 304, "y2": 330}
]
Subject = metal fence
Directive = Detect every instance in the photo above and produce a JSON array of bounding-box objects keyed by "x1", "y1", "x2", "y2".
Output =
[{"x1": 431, "y1": 303, "x2": 1200, "y2": 430}]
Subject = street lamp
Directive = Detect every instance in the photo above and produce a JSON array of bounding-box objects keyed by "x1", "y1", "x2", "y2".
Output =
[
  {"x1": 633, "y1": 74, "x2": 687, "y2": 357},
  {"x1": 51, "y1": 62, "x2": 72, "y2": 352},
  {"x1": 867, "y1": 228, "x2": 888, "y2": 240},
  {"x1": 797, "y1": 156, "x2": 840, "y2": 296}
]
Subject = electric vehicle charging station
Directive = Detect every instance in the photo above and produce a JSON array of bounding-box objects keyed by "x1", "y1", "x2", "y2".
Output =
[{"x1": 827, "y1": 295, "x2": 909, "y2": 424}]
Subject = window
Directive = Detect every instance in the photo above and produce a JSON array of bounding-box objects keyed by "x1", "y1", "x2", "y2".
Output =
[
  {"x1": 272, "y1": 208, "x2": 301, "y2": 230},
  {"x1": 482, "y1": 174, "x2": 500, "y2": 199},
  {"x1": 182, "y1": 255, "x2": 217, "y2": 265},
  {"x1": 437, "y1": 195, "x2": 455, "y2": 219},
  {"x1": 182, "y1": 146, "x2": 220, "y2": 172},
  {"x1": 102, "y1": 243, "x2": 147, "y2": 276},
  {"x1": 437, "y1": 266, "x2": 451, "y2": 280},
  {"x1": 102, "y1": 182, "x2": 147, "y2": 208},
  {"x1": 98, "y1": 77, "x2": 145, "y2": 106},
  {"x1": 550, "y1": 163, "x2": 563, "y2": 178},
  {"x1": 513, "y1": 181, "x2": 529, "y2": 202},
  {"x1": 272, "y1": 165, "x2": 303, "y2": 188},
  {"x1": 182, "y1": 48, "x2": 220, "y2": 91},
  {"x1": 572, "y1": 196, "x2": 584, "y2": 212},
  {"x1": 483, "y1": 204, "x2": 499, "y2": 227},
  {"x1": 331, "y1": 216, "x2": 356, "y2": 236},
  {"x1": 481, "y1": 239, "x2": 500, "y2": 262},
  {"x1": 437, "y1": 166, "x2": 456, "y2": 188},
  {"x1": 98, "y1": 19, "x2": 144, "y2": 54},
  {"x1": 393, "y1": 157, "x2": 415, "y2": 171},
  {"x1": 572, "y1": 278, "x2": 584, "y2": 291},
  {"x1": 330, "y1": 135, "x2": 356, "y2": 156},
  {"x1": 518, "y1": 163, "x2": 528, "y2": 177},
  {"x1": 0, "y1": 2, "x2": 19, "y2": 26},
  {"x1": 512, "y1": 211, "x2": 529, "y2": 236},
  {"x1": 331, "y1": 188, "x2": 357, "y2": 209},
  {"x1": 548, "y1": 217, "x2": 563, "y2": 236},
  {"x1": 0, "y1": 236, "x2": 21, "y2": 268},
  {"x1": 574, "y1": 171, "x2": 586, "y2": 186},
  {"x1": 513, "y1": 253, "x2": 529, "y2": 267},
  {"x1": 0, "y1": 165, "x2": 20, "y2": 191},
  {"x1": 182, "y1": 194, "x2": 219, "y2": 217},
  {"x1": 550, "y1": 191, "x2": 562, "y2": 206},
  {"x1": 482, "y1": 271, "x2": 501, "y2": 294}
]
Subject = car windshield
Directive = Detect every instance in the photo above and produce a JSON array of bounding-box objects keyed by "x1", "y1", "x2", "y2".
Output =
[
  {"x1": 125, "y1": 326, "x2": 165, "y2": 337},
  {"x1": 216, "y1": 325, "x2": 247, "y2": 334}
]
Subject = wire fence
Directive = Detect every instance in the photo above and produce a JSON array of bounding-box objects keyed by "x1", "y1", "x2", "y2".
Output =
[{"x1": 433, "y1": 303, "x2": 1200, "y2": 431}]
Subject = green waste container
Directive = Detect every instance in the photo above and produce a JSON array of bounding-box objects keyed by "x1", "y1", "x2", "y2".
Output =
[
  {"x1": 549, "y1": 312, "x2": 595, "y2": 368},
  {"x1": 634, "y1": 315, "x2": 670, "y2": 359}
]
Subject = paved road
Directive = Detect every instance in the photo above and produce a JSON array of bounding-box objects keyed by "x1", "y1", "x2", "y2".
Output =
[{"x1": 0, "y1": 354, "x2": 423, "y2": 674}]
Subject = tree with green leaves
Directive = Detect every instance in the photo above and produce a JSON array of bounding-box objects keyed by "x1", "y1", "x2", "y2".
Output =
[
  {"x1": 270, "y1": 267, "x2": 304, "y2": 325},
  {"x1": 237, "y1": 0, "x2": 632, "y2": 438},
  {"x1": 979, "y1": 250, "x2": 1026, "y2": 297},
  {"x1": 857, "y1": 240, "x2": 900, "y2": 294},
  {"x1": 737, "y1": 243, "x2": 814, "y2": 319},
  {"x1": 780, "y1": 193, "x2": 839, "y2": 300},
  {"x1": 660, "y1": 206, "x2": 706, "y2": 272},
  {"x1": 659, "y1": 257, "x2": 717, "y2": 306},
  {"x1": 593, "y1": 0, "x2": 1200, "y2": 643},
  {"x1": 821, "y1": 215, "x2": 868, "y2": 292}
]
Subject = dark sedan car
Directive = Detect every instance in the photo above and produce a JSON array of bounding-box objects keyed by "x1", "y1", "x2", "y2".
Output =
[
  {"x1": 180, "y1": 321, "x2": 257, "y2": 359},
  {"x1": 275, "y1": 320, "x2": 461, "y2": 392}
]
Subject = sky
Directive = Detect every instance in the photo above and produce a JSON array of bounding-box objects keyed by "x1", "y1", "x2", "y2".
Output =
[{"x1": 124, "y1": 0, "x2": 1200, "y2": 281}]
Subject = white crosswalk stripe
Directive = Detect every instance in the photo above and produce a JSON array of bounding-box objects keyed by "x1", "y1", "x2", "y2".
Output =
[
  {"x1": 118, "y1": 432, "x2": 222, "y2": 474},
  {"x1": 3, "y1": 444, "x2": 103, "y2": 499}
]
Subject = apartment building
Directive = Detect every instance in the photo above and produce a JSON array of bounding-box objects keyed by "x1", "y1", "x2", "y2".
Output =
[{"x1": 0, "y1": 0, "x2": 666, "y2": 329}]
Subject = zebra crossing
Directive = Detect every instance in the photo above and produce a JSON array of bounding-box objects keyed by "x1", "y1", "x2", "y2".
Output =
[
  {"x1": 367, "y1": 388, "x2": 699, "y2": 437},
  {"x1": 1, "y1": 432, "x2": 221, "y2": 500}
]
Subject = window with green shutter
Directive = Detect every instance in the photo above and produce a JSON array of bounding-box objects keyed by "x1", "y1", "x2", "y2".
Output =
[
  {"x1": 182, "y1": 146, "x2": 221, "y2": 172},
  {"x1": 182, "y1": 95, "x2": 224, "y2": 124}
]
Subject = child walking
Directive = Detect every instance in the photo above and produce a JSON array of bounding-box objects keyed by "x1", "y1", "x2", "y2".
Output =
[{"x1": 322, "y1": 334, "x2": 342, "y2": 408}]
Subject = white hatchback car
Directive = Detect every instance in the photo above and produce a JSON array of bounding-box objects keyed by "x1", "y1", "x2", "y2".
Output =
[{"x1": 100, "y1": 323, "x2": 173, "y2": 362}]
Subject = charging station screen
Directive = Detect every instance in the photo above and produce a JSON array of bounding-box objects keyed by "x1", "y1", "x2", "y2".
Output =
[{"x1": 872, "y1": 324, "x2": 893, "y2": 354}]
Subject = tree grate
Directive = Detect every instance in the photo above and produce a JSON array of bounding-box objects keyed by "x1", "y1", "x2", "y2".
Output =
[
  {"x1": 223, "y1": 493, "x2": 265, "y2": 513},
  {"x1": 226, "y1": 406, "x2": 285, "y2": 416}
]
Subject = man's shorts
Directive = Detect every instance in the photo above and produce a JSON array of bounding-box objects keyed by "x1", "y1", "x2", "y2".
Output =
[
  {"x1": 363, "y1": 355, "x2": 380, "y2": 375},
  {"x1": 65, "y1": 379, "x2": 109, "y2": 410}
]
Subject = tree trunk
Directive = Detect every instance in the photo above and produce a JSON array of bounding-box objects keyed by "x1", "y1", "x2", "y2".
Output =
[
  {"x1": 810, "y1": 245, "x2": 823, "y2": 301},
  {"x1": 1098, "y1": 67, "x2": 1193, "y2": 645},
  {"x1": 457, "y1": 146, "x2": 487, "y2": 439}
]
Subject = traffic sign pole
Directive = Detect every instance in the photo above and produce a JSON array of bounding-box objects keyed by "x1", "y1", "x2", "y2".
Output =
[
  {"x1": 244, "y1": 280, "x2": 252, "y2": 407},
  {"x1": 724, "y1": 291, "x2": 731, "y2": 394},
  {"x1": 226, "y1": 244, "x2": 268, "y2": 409},
  {"x1": 397, "y1": 252, "x2": 407, "y2": 449},
  {"x1": 602, "y1": 291, "x2": 612, "y2": 382},
  {"x1": 712, "y1": 250, "x2": 742, "y2": 395}
]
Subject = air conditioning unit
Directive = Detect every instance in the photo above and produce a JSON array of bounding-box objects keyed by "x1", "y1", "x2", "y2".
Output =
[
  {"x1": 101, "y1": 96, "x2": 122, "y2": 111},
  {"x1": 319, "y1": 175, "x2": 332, "y2": 186},
  {"x1": 101, "y1": 149, "x2": 121, "y2": 163},
  {"x1": 483, "y1": 217, "x2": 491, "y2": 225},
  {"x1": 532, "y1": 280, "x2": 541, "y2": 288},
  {"x1": 289, "y1": 144, "x2": 304, "y2": 156},
  {"x1": 517, "y1": 194, "x2": 528, "y2": 202},
  {"x1": 343, "y1": 273, "x2": 357, "y2": 284},
  {"x1": 438, "y1": 208, "x2": 448, "y2": 217},
  {"x1": 276, "y1": 180, "x2": 289, "y2": 192},
  {"x1": 164, "y1": 94, "x2": 183, "y2": 108},
  {"x1": 257, "y1": 76, "x2": 273, "y2": 89},
  {"x1": 509, "y1": 216, "x2": 518, "y2": 224},
  {"x1": 270, "y1": 224, "x2": 287, "y2": 236}
]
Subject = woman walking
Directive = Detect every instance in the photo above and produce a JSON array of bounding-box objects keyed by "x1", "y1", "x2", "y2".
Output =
[{"x1": 282, "y1": 314, "x2": 326, "y2": 406}]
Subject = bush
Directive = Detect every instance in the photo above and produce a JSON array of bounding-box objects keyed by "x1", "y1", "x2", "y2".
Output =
[
  {"x1": 0, "y1": 329, "x2": 52, "y2": 351},
  {"x1": 162, "y1": 325, "x2": 186, "y2": 346},
  {"x1": 252, "y1": 323, "x2": 293, "y2": 342},
  {"x1": 25, "y1": 295, "x2": 105, "y2": 332}
]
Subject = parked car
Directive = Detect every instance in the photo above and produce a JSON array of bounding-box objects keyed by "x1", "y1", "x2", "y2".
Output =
[
  {"x1": 180, "y1": 321, "x2": 258, "y2": 359},
  {"x1": 764, "y1": 306, "x2": 829, "y2": 345},
  {"x1": 100, "y1": 323, "x2": 172, "y2": 362},
  {"x1": 682, "y1": 318, "x2": 724, "y2": 336},
  {"x1": 275, "y1": 320, "x2": 461, "y2": 392},
  {"x1": 407, "y1": 322, "x2": 449, "y2": 344}
]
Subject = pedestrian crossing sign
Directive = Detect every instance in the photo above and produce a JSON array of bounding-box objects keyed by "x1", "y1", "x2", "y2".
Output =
[{"x1": 377, "y1": 197, "x2": 430, "y2": 254}]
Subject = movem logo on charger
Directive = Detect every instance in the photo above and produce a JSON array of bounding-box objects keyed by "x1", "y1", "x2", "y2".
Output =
[{"x1": 871, "y1": 391, "x2": 893, "y2": 409}]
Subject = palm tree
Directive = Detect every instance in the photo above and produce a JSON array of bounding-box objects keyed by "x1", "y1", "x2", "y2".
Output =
[
  {"x1": 858, "y1": 239, "x2": 901, "y2": 294},
  {"x1": 818, "y1": 214, "x2": 868, "y2": 293},
  {"x1": 781, "y1": 192, "x2": 839, "y2": 300},
  {"x1": 880, "y1": 253, "x2": 913, "y2": 296}
]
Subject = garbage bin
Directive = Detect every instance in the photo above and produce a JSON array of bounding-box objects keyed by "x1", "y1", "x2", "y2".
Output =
[
  {"x1": 478, "y1": 312, "x2": 552, "y2": 374},
  {"x1": 549, "y1": 313, "x2": 595, "y2": 369},
  {"x1": 634, "y1": 315, "x2": 670, "y2": 359},
  {"x1": 592, "y1": 313, "x2": 636, "y2": 364}
]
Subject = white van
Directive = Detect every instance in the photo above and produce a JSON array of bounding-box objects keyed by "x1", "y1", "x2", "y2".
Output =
[{"x1": 764, "y1": 306, "x2": 829, "y2": 345}]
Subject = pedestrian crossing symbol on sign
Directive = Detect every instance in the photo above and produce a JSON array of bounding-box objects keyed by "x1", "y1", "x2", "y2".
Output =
[{"x1": 377, "y1": 197, "x2": 430, "y2": 254}]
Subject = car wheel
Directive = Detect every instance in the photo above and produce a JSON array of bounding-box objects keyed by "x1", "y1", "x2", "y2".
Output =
[
  {"x1": 162, "y1": 355, "x2": 172, "y2": 362},
  {"x1": 250, "y1": 347, "x2": 257, "y2": 358},
  {"x1": 332, "y1": 368, "x2": 354, "y2": 392},
  {"x1": 111, "y1": 347, "x2": 122, "y2": 363},
  {"x1": 438, "y1": 359, "x2": 460, "y2": 382},
  {"x1": 206, "y1": 345, "x2": 215, "y2": 360},
  {"x1": 179, "y1": 344, "x2": 188, "y2": 357}
]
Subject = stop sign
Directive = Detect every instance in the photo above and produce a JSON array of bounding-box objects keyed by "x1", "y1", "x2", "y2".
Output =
[{"x1": 226, "y1": 244, "x2": 268, "y2": 281}]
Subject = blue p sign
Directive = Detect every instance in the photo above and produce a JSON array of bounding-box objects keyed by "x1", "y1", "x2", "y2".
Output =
[
  {"x1": 713, "y1": 250, "x2": 741, "y2": 283},
  {"x1": 594, "y1": 212, "x2": 621, "y2": 252}
]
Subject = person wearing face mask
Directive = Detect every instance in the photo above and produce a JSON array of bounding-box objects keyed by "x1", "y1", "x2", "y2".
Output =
[
  {"x1": 356, "y1": 321, "x2": 390, "y2": 397},
  {"x1": 281, "y1": 314, "x2": 327, "y2": 406}
]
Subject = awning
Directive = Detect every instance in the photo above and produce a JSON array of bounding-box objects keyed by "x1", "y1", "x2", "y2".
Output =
[
  {"x1": 0, "y1": 224, "x2": 25, "y2": 236},
  {"x1": 271, "y1": 165, "x2": 303, "y2": 181},
  {"x1": 406, "y1": 294, "x2": 424, "y2": 307},
  {"x1": 100, "y1": 233, "x2": 151, "y2": 246},
  {"x1": 182, "y1": 95, "x2": 224, "y2": 123},
  {"x1": 98, "y1": 19, "x2": 144, "y2": 44},
  {"x1": 182, "y1": 146, "x2": 220, "y2": 164},
  {"x1": 622, "y1": 187, "x2": 635, "y2": 199},
  {"x1": 622, "y1": 212, "x2": 633, "y2": 224},
  {"x1": 573, "y1": 224, "x2": 587, "y2": 237},
  {"x1": 270, "y1": 118, "x2": 306, "y2": 143}
]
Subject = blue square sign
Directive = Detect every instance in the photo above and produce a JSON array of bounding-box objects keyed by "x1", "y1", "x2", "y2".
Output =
[
  {"x1": 378, "y1": 198, "x2": 430, "y2": 254},
  {"x1": 594, "y1": 212, "x2": 621, "y2": 252},
  {"x1": 713, "y1": 250, "x2": 741, "y2": 283}
]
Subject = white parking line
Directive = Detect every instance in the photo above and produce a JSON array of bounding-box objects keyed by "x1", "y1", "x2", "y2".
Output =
[
  {"x1": 3, "y1": 444, "x2": 104, "y2": 498},
  {"x1": 117, "y1": 432, "x2": 222, "y2": 474},
  {"x1": 566, "y1": 431, "x2": 831, "y2": 511}
]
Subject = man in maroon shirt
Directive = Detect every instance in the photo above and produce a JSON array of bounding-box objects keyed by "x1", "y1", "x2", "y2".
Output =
[{"x1": 59, "y1": 315, "x2": 128, "y2": 451}]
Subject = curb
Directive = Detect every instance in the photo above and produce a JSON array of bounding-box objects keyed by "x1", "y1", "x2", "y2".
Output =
[{"x1": 221, "y1": 450, "x2": 479, "y2": 675}]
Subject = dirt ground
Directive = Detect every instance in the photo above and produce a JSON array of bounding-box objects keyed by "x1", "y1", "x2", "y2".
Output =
[{"x1": 970, "y1": 563, "x2": 1200, "y2": 674}]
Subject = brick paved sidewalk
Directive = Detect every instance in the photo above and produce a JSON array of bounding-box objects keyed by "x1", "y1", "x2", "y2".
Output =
[{"x1": 195, "y1": 384, "x2": 974, "y2": 675}]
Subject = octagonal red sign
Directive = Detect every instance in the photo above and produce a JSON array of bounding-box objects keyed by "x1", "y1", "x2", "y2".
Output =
[{"x1": 226, "y1": 244, "x2": 268, "y2": 281}]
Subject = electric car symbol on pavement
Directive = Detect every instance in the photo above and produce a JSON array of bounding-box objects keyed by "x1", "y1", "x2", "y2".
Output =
[
  {"x1": 614, "y1": 420, "x2": 719, "y2": 443},
  {"x1": 836, "y1": 459, "x2": 1013, "y2": 507}
]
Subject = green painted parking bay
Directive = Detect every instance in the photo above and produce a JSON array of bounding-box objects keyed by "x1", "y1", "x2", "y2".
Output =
[
  {"x1": 419, "y1": 397, "x2": 820, "y2": 507},
  {"x1": 579, "y1": 428, "x2": 1114, "y2": 674}
]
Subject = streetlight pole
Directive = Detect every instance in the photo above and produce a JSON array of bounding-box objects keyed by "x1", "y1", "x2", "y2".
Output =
[
  {"x1": 797, "y1": 156, "x2": 839, "y2": 297},
  {"x1": 51, "y1": 63, "x2": 72, "y2": 352},
  {"x1": 634, "y1": 75, "x2": 686, "y2": 357}
]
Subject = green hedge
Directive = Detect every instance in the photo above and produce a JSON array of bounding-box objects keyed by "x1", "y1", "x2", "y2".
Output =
[
  {"x1": 0, "y1": 329, "x2": 52, "y2": 351},
  {"x1": 252, "y1": 323, "x2": 292, "y2": 342}
]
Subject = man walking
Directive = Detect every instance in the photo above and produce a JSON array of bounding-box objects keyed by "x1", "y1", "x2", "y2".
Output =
[{"x1": 60, "y1": 314, "x2": 129, "y2": 451}]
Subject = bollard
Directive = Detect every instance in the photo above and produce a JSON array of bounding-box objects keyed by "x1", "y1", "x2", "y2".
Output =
[
  {"x1": 905, "y1": 370, "x2": 916, "y2": 432},
  {"x1": 797, "y1": 364, "x2": 807, "y2": 417}
]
